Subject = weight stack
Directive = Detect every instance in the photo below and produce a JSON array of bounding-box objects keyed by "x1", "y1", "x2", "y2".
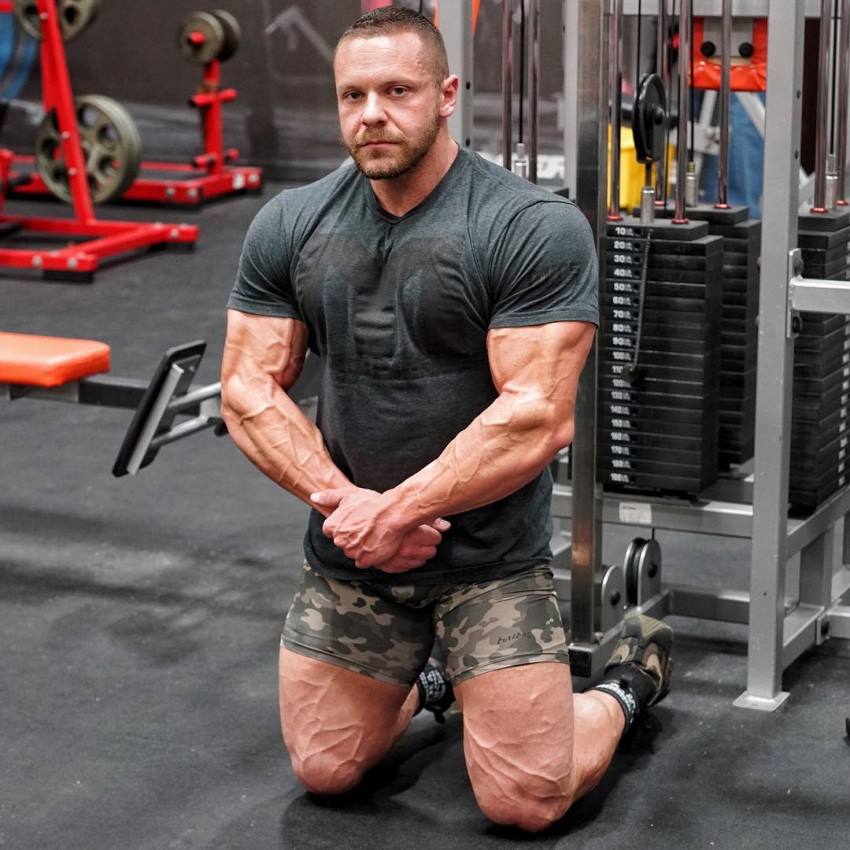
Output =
[
  {"x1": 790, "y1": 210, "x2": 850, "y2": 513},
  {"x1": 600, "y1": 217, "x2": 723, "y2": 498},
  {"x1": 686, "y1": 206, "x2": 760, "y2": 470}
]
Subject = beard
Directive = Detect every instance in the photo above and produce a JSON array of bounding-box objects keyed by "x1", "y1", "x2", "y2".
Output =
[{"x1": 346, "y1": 110, "x2": 442, "y2": 180}]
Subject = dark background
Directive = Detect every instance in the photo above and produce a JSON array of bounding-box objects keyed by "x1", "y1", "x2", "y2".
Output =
[{"x1": 1, "y1": 0, "x2": 568, "y2": 181}]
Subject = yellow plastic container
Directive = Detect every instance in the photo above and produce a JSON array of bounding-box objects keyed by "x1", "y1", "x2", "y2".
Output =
[{"x1": 607, "y1": 126, "x2": 676, "y2": 214}]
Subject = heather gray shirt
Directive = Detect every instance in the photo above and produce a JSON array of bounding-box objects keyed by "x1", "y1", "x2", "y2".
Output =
[{"x1": 228, "y1": 147, "x2": 598, "y2": 585}]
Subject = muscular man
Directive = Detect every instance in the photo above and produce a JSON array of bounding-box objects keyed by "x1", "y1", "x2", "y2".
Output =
[{"x1": 221, "y1": 7, "x2": 672, "y2": 832}]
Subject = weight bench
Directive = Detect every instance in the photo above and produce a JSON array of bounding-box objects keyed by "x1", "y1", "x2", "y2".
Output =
[{"x1": 0, "y1": 331, "x2": 222, "y2": 476}]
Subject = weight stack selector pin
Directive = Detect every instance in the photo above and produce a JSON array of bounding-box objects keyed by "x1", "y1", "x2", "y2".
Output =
[
  {"x1": 826, "y1": 154, "x2": 839, "y2": 210},
  {"x1": 639, "y1": 185, "x2": 656, "y2": 224},
  {"x1": 512, "y1": 142, "x2": 529, "y2": 180},
  {"x1": 685, "y1": 162, "x2": 698, "y2": 206}
]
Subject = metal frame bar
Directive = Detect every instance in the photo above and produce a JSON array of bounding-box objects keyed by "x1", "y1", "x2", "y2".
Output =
[
  {"x1": 554, "y1": 0, "x2": 850, "y2": 711},
  {"x1": 441, "y1": 0, "x2": 475, "y2": 150}
]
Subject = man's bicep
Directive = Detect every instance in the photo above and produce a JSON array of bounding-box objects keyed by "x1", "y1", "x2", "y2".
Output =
[
  {"x1": 222, "y1": 309, "x2": 309, "y2": 392},
  {"x1": 486, "y1": 321, "x2": 596, "y2": 400}
]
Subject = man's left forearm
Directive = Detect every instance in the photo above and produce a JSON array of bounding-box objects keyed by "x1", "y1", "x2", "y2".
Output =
[{"x1": 383, "y1": 390, "x2": 571, "y2": 533}]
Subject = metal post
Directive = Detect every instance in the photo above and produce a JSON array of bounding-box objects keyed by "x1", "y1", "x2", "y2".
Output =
[
  {"x1": 734, "y1": 0, "x2": 805, "y2": 712},
  {"x1": 528, "y1": 0, "x2": 540, "y2": 183},
  {"x1": 813, "y1": 0, "x2": 832, "y2": 212},
  {"x1": 837, "y1": 0, "x2": 850, "y2": 204},
  {"x1": 716, "y1": 0, "x2": 731, "y2": 208},
  {"x1": 655, "y1": 0, "x2": 669, "y2": 206},
  {"x1": 442, "y1": 0, "x2": 475, "y2": 150},
  {"x1": 502, "y1": 0, "x2": 513, "y2": 169},
  {"x1": 673, "y1": 0, "x2": 689, "y2": 223},
  {"x1": 608, "y1": 0, "x2": 623, "y2": 220},
  {"x1": 570, "y1": 0, "x2": 607, "y2": 646}
]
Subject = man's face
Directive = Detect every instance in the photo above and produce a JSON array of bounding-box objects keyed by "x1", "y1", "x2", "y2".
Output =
[{"x1": 334, "y1": 31, "x2": 445, "y2": 180}]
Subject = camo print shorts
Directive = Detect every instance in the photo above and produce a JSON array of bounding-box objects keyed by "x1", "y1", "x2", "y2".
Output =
[{"x1": 281, "y1": 561, "x2": 570, "y2": 686}]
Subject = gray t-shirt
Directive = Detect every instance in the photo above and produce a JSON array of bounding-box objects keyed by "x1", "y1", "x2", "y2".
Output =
[{"x1": 228, "y1": 146, "x2": 598, "y2": 585}]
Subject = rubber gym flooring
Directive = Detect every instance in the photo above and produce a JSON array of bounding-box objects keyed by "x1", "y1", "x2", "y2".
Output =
[{"x1": 1, "y1": 187, "x2": 848, "y2": 850}]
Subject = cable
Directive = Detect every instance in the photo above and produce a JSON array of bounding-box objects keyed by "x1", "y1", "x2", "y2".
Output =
[
  {"x1": 518, "y1": 0, "x2": 525, "y2": 143},
  {"x1": 831, "y1": 0, "x2": 839, "y2": 154},
  {"x1": 636, "y1": 0, "x2": 643, "y2": 92},
  {"x1": 688, "y1": 0, "x2": 694, "y2": 160}
]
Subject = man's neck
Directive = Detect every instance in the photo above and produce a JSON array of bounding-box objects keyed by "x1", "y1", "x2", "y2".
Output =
[{"x1": 369, "y1": 137, "x2": 459, "y2": 218}]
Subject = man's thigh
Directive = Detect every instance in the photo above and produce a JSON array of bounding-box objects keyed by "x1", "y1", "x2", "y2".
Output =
[
  {"x1": 278, "y1": 563, "x2": 435, "y2": 793},
  {"x1": 455, "y1": 662, "x2": 575, "y2": 830},
  {"x1": 436, "y1": 565, "x2": 575, "y2": 828}
]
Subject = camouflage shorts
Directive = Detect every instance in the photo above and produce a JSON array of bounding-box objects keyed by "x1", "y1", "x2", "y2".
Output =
[{"x1": 281, "y1": 561, "x2": 570, "y2": 686}]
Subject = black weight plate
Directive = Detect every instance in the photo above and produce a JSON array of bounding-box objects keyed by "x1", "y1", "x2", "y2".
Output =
[
  {"x1": 599, "y1": 444, "x2": 716, "y2": 468},
  {"x1": 606, "y1": 217, "x2": 711, "y2": 240},
  {"x1": 603, "y1": 471, "x2": 715, "y2": 497},
  {"x1": 600, "y1": 375, "x2": 707, "y2": 396},
  {"x1": 797, "y1": 227, "x2": 850, "y2": 249},
  {"x1": 604, "y1": 264, "x2": 720, "y2": 284},
  {"x1": 602, "y1": 361, "x2": 710, "y2": 383},
  {"x1": 686, "y1": 205, "x2": 751, "y2": 226},
  {"x1": 603, "y1": 293, "x2": 709, "y2": 313},
  {"x1": 178, "y1": 11, "x2": 226, "y2": 65},
  {"x1": 210, "y1": 9, "x2": 241, "y2": 62},
  {"x1": 600, "y1": 429, "x2": 708, "y2": 453},
  {"x1": 604, "y1": 279, "x2": 714, "y2": 299},
  {"x1": 798, "y1": 209, "x2": 850, "y2": 231},
  {"x1": 603, "y1": 235, "x2": 724, "y2": 257},
  {"x1": 601, "y1": 404, "x2": 716, "y2": 428},
  {"x1": 604, "y1": 251, "x2": 721, "y2": 272},
  {"x1": 632, "y1": 73, "x2": 667, "y2": 163},
  {"x1": 800, "y1": 243, "x2": 850, "y2": 263},
  {"x1": 601, "y1": 395, "x2": 716, "y2": 416}
]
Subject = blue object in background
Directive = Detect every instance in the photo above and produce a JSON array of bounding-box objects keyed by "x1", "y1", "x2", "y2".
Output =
[
  {"x1": 700, "y1": 92, "x2": 765, "y2": 219},
  {"x1": 0, "y1": 13, "x2": 37, "y2": 103}
]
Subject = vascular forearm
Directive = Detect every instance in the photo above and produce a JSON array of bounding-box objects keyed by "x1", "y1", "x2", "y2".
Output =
[
  {"x1": 386, "y1": 392, "x2": 567, "y2": 530},
  {"x1": 223, "y1": 382, "x2": 350, "y2": 513}
]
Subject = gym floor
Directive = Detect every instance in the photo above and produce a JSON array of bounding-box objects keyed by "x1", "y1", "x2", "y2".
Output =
[{"x1": 1, "y1": 188, "x2": 848, "y2": 850}]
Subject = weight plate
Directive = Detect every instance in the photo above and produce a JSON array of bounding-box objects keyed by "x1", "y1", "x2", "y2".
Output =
[
  {"x1": 632, "y1": 73, "x2": 666, "y2": 164},
  {"x1": 14, "y1": 0, "x2": 102, "y2": 41},
  {"x1": 178, "y1": 11, "x2": 226, "y2": 65},
  {"x1": 35, "y1": 94, "x2": 142, "y2": 204},
  {"x1": 210, "y1": 9, "x2": 241, "y2": 62}
]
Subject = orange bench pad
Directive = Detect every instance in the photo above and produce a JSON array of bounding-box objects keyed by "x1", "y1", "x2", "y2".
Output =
[{"x1": 0, "y1": 332, "x2": 111, "y2": 387}]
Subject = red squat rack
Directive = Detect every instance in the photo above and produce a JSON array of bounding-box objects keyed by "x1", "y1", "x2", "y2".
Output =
[
  {"x1": 0, "y1": 0, "x2": 197, "y2": 281},
  {"x1": 11, "y1": 9, "x2": 263, "y2": 207}
]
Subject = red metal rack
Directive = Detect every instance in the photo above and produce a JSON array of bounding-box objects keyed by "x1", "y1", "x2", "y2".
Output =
[
  {"x1": 11, "y1": 18, "x2": 263, "y2": 207},
  {"x1": 0, "y1": 0, "x2": 198, "y2": 281}
]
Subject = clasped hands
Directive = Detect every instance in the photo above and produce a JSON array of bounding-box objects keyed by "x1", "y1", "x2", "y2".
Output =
[{"x1": 311, "y1": 485, "x2": 449, "y2": 574}]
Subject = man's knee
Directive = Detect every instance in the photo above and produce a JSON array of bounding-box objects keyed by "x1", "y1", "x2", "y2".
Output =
[
  {"x1": 290, "y1": 748, "x2": 368, "y2": 796},
  {"x1": 473, "y1": 777, "x2": 574, "y2": 833}
]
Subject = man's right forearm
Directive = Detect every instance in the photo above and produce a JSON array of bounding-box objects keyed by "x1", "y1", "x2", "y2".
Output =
[{"x1": 222, "y1": 378, "x2": 350, "y2": 515}]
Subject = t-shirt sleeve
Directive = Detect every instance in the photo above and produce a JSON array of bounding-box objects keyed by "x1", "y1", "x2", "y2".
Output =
[
  {"x1": 486, "y1": 200, "x2": 599, "y2": 329},
  {"x1": 227, "y1": 196, "x2": 303, "y2": 320}
]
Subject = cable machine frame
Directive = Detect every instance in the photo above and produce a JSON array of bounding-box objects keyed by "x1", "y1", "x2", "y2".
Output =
[{"x1": 559, "y1": 0, "x2": 850, "y2": 709}]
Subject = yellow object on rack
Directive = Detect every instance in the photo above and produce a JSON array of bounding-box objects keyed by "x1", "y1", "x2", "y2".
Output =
[{"x1": 607, "y1": 126, "x2": 675, "y2": 213}]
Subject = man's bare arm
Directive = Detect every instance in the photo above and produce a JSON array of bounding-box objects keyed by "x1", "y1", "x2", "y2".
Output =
[
  {"x1": 221, "y1": 309, "x2": 448, "y2": 570},
  {"x1": 221, "y1": 309, "x2": 350, "y2": 504},
  {"x1": 317, "y1": 321, "x2": 595, "y2": 566}
]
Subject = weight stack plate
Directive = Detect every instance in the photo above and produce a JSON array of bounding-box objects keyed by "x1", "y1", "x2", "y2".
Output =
[
  {"x1": 687, "y1": 206, "x2": 760, "y2": 469},
  {"x1": 600, "y1": 217, "x2": 722, "y2": 498},
  {"x1": 790, "y1": 212, "x2": 850, "y2": 512}
]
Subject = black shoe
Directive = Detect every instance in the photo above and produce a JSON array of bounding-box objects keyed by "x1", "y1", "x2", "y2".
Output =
[
  {"x1": 605, "y1": 613, "x2": 674, "y2": 707},
  {"x1": 415, "y1": 661, "x2": 455, "y2": 724},
  {"x1": 593, "y1": 614, "x2": 673, "y2": 729}
]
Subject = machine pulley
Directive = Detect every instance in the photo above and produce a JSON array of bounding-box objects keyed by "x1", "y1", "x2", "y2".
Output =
[
  {"x1": 631, "y1": 73, "x2": 667, "y2": 165},
  {"x1": 623, "y1": 536, "x2": 662, "y2": 606},
  {"x1": 34, "y1": 94, "x2": 142, "y2": 204},
  {"x1": 13, "y1": 0, "x2": 102, "y2": 41}
]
